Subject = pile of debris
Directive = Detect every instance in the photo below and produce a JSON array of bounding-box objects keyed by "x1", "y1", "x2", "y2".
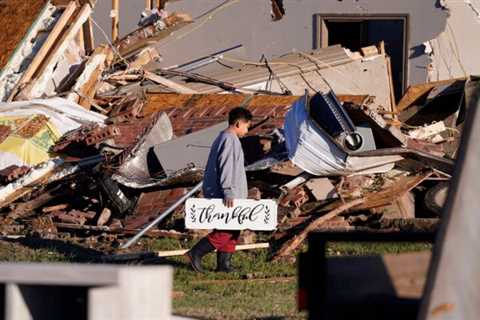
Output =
[{"x1": 0, "y1": 0, "x2": 468, "y2": 257}]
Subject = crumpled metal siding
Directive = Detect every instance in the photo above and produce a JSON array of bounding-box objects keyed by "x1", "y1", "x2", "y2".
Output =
[{"x1": 283, "y1": 94, "x2": 349, "y2": 176}]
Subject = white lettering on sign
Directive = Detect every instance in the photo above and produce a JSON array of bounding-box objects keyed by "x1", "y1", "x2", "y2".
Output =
[{"x1": 185, "y1": 198, "x2": 277, "y2": 231}]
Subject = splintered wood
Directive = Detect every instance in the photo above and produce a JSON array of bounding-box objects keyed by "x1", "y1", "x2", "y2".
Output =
[
  {"x1": 271, "y1": 172, "x2": 432, "y2": 260},
  {"x1": 272, "y1": 199, "x2": 364, "y2": 260}
]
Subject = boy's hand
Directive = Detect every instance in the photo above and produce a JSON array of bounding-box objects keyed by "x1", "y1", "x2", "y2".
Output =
[{"x1": 223, "y1": 197, "x2": 234, "y2": 208}]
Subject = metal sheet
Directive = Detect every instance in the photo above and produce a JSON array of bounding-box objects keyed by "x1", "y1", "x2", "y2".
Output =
[
  {"x1": 152, "y1": 121, "x2": 228, "y2": 176},
  {"x1": 283, "y1": 94, "x2": 349, "y2": 176},
  {"x1": 115, "y1": 112, "x2": 173, "y2": 183}
]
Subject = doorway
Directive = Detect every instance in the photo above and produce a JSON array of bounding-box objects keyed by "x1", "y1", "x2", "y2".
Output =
[{"x1": 316, "y1": 15, "x2": 408, "y2": 102}]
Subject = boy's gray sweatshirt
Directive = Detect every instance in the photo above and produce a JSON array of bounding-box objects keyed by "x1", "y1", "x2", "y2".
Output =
[{"x1": 202, "y1": 130, "x2": 248, "y2": 199}]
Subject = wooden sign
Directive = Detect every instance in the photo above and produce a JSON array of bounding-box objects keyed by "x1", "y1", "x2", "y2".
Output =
[{"x1": 185, "y1": 198, "x2": 277, "y2": 231}]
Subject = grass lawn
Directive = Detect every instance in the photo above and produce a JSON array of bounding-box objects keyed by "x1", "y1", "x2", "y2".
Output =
[{"x1": 0, "y1": 237, "x2": 432, "y2": 320}]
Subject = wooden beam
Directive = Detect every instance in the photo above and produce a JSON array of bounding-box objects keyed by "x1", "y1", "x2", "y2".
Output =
[
  {"x1": 76, "y1": 23, "x2": 85, "y2": 51},
  {"x1": 386, "y1": 56, "x2": 397, "y2": 113},
  {"x1": 8, "y1": 2, "x2": 77, "y2": 101},
  {"x1": 112, "y1": 0, "x2": 119, "y2": 42},
  {"x1": 143, "y1": 70, "x2": 198, "y2": 94}
]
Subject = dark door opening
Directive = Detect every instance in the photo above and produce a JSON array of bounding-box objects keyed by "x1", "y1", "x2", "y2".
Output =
[{"x1": 319, "y1": 17, "x2": 406, "y2": 102}]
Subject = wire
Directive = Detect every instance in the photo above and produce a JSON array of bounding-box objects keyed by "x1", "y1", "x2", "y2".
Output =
[
  {"x1": 90, "y1": 18, "x2": 130, "y2": 67},
  {"x1": 297, "y1": 51, "x2": 364, "y2": 92},
  {"x1": 219, "y1": 55, "x2": 307, "y2": 73},
  {"x1": 156, "y1": 0, "x2": 241, "y2": 49}
]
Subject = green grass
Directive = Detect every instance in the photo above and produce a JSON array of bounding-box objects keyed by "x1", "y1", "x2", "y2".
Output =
[
  {"x1": 326, "y1": 241, "x2": 432, "y2": 256},
  {"x1": 152, "y1": 238, "x2": 431, "y2": 319},
  {"x1": 170, "y1": 247, "x2": 304, "y2": 320},
  {"x1": 0, "y1": 238, "x2": 432, "y2": 319}
]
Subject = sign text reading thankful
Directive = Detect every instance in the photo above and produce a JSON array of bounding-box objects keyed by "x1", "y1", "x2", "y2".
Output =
[{"x1": 185, "y1": 198, "x2": 277, "y2": 231}]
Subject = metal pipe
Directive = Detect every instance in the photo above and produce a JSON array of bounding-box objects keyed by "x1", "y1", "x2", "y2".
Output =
[{"x1": 120, "y1": 182, "x2": 203, "y2": 249}]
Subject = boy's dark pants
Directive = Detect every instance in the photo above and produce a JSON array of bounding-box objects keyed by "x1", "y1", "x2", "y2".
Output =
[{"x1": 207, "y1": 230, "x2": 240, "y2": 252}]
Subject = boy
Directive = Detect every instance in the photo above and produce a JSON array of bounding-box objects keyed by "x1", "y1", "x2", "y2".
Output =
[{"x1": 186, "y1": 107, "x2": 252, "y2": 273}]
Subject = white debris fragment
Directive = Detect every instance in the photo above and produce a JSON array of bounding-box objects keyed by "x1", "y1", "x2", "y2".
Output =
[{"x1": 409, "y1": 122, "x2": 447, "y2": 141}]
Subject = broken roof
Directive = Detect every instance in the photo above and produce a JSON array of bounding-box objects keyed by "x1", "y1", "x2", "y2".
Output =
[
  {"x1": 147, "y1": 45, "x2": 395, "y2": 112},
  {"x1": 0, "y1": 0, "x2": 49, "y2": 70}
]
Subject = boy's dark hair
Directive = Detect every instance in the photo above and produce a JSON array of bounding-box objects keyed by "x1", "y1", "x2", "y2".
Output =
[{"x1": 228, "y1": 107, "x2": 253, "y2": 125}]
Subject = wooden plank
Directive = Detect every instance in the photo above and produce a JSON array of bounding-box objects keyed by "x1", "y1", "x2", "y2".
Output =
[
  {"x1": 8, "y1": 2, "x2": 77, "y2": 101},
  {"x1": 143, "y1": 70, "x2": 198, "y2": 94},
  {"x1": 386, "y1": 56, "x2": 397, "y2": 113},
  {"x1": 156, "y1": 243, "x2": 270, "y2": 257}
]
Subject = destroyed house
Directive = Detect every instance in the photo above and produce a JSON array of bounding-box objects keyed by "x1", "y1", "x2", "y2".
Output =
[
  {"x1": 0, "y1": 1, "x2": 477, "y2": 318},
  {"x1": 88, "y1": 0, "x2": 480, "y2": 103}
]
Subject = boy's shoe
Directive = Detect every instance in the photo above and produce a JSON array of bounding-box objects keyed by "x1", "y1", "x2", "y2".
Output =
[
  {"x1": 186, "y1": 237, "x2": 215, "y2": 273},
  {"x1": 216, "y1": 252, "x2": 236, "y2": 273}
]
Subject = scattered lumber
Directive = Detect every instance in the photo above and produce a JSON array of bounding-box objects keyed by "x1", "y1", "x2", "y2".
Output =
[
  {"x1": 271, "y1": 199, "x2": 364, "y2": 260},
  {"x1": 157, "y1": 243, "x2": 270, "y2": 257}
]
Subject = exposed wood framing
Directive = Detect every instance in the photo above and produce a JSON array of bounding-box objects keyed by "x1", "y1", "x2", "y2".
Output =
[
  {"x1": 8, "y1": 2, "x2": 77, "y2": 101},
  {"x1": 18, "y1": 3, "x2": 93, "y2": 100}
]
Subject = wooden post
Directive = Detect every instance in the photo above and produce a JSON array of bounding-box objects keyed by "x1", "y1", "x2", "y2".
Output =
[
  {"x1": 112, "y1": 0, "x2": 119, "y2": 42},
  {"x1": 83, "y1": 18, "x2": 95, "y2": 55},
  {"x1": 145, "y1": 0, "x2": 153, "y2": 10},
  {"x1": 154, "y1": 0, "x2": 167, "y2": 10}
]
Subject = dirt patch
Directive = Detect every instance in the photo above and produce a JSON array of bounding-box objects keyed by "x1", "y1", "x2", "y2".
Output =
[{"x1": 0, "y1": 0, "x2": 48, "y2": 69}]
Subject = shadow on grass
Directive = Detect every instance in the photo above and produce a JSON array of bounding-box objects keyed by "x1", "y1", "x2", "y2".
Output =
[
  {"x1": 6, "y1": 237, "x2": 103, "y2": 262},
  {"x1": 3, "y1": 237, "x2": 195, "y2": 271}
]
